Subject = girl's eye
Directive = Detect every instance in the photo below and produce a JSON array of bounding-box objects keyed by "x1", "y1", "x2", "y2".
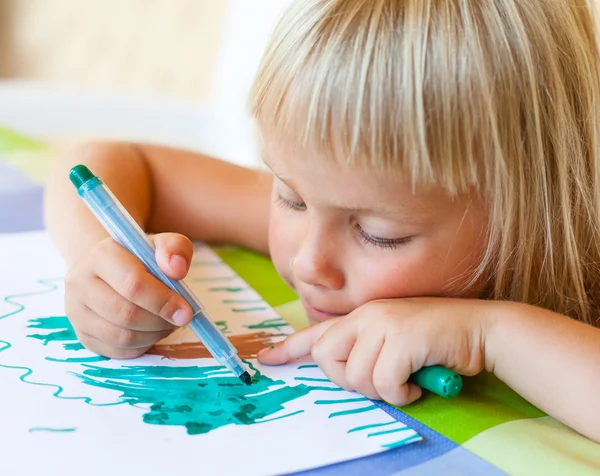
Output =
[
  {"x1": 356, "y1": 224, "x2": 411, "y2": 250},
  {"x1": 276, "y1": 194, "x2": 306, "y2": 211}
]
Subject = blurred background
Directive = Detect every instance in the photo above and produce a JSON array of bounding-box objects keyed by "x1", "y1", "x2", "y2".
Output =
[{"x1": 0, "y1": 0, "x2": 290, "y2": 167}]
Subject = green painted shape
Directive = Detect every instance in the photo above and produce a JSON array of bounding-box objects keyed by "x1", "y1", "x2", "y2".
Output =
[
  {"x1": 298, "y1": 364, "x2": 319, "y2": 370},
  {"x1": 399, "y1": 371, "x2": 546, "y2": 444},
  {"x1": 214, "y1": 247, "x2": 297, "y2": 307},
  {"x1": 26, "y1": 316, "x2": 92, "y2": 353},
  {"x1": 64, "y1": 342, "x2": 85, "y2": 351},
  {"x1": 75, "y1": 362, "x2": 312, "y2": 435},
  {"x1": 27, "y1": 316, "x2": 80, "y2": 349}
]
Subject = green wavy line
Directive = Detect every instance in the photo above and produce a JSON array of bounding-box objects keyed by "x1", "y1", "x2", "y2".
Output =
[{"x1": 0, "y1": 278, "x2": 122, "y2": 407}]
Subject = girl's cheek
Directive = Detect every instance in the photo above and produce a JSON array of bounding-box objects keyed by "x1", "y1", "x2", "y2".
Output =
[{"x1": 268, "y1": 213, "x2": 296, "y2": 289}]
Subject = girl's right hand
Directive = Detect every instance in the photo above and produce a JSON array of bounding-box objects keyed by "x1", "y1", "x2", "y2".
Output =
[{"x1": 64, "y1": 232, "x2": 194, "y2": 359}]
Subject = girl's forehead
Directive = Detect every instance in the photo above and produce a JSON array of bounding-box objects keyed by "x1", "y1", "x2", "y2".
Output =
[
  {"x1": 266, "y1": 142, "x2": 473, "y2": 216},
  {"x1": 262, "y1": 133, "x2": 431, "y2": 192}
]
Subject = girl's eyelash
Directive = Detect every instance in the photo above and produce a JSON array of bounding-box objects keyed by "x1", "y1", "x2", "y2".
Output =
[
  {"x1": 276, "y1": 196, "x2": 408, "y2": 250},
  {"x1": 356, "y1": 224, "x2": 411, "y2": 250},
  {"x1": 276, "y1": 194, "x2": 306, "y2": 211}
]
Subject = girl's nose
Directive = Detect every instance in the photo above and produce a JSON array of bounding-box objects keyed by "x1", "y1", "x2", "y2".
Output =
[{"x1": 291, "y1": 232, "x2": 345, "y2": 290}]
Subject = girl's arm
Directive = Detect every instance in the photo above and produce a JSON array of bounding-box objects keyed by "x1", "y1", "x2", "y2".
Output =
[
  {"x1": 45, "y1": 141, "x2": 273, "y2": 264},
  {"x1": 258, "y1": 297, "x2": 600, "y2": 443},
  {"x1": 484, "y1": 302, "x2": 600, "y2": 441}
]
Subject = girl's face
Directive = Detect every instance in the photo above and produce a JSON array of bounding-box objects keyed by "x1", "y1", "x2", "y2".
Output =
[{"x1": 265, "y1": 140, "x2": 488, "y2": 324}]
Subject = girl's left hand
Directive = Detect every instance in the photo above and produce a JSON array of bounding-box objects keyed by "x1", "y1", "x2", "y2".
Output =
[{"x1": 257, "y1": 297, "x2": 490, "y2": 406}]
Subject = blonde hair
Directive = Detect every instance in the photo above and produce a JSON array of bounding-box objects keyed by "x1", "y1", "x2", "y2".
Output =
[{"x1": 249, "y1": 0, "x2": 600, "y2": 325}]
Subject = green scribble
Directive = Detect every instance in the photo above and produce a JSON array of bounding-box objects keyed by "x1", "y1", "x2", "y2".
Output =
[
  {"x1": 298, "y1": 364, "x2": 319, "y2": 370},
  {"x1": 232, "y1": 307, "x2": 269, "y2": 313},
  {"x1": 368, "y1": 427, "x2": 411, "y2": 437},
  {"x1": 0, "y1": 280, "x2": 122, "y2": 407},
  {"x1": 74, "y1": 362, "x2": 312, "y2": 435},
  {"x1": 253, "y1": 409, "x2": 304, "y2": 423},
  {"x1": 46, "y1": 356, "x2": 109, "y2": 363},
  {"x1": 314, "y1": 397, "x2": 369, "y2": 405},
  {"x1": 190, "y1": 275, "x2": 236, "y2": 282},
  {"x1": 8, "y1": 290, "x2": 390, "y2": 439},
  {"x1": 29, "y1": 427, "x2": 76, "y2": 433},
  {"x1": 215, "y1": 321, "x2": 230, "y2": 334},
  {"x1": 208, "y1": 287, "x2": 248, "y2": 293},
  {"x1": 348, "y1": 421, "x2": 397, "y2": 434},
  {"x1": 245, "y1": 318, "x2": 289, "y2": 331},
  {"x1": 294, "y1": 377, "x2": 331, "y2": 383},
  {"x1": 329, "y1": 405, "x2": 378, "y2": 418},
  {"x1": 303, "y1": 386, "x2": 345, "y2": 392},
  {"x1": 0, "y1": 339, "x2": 123, "y2": 407},
  {"x1": 222, "y1": 299, "x2": 264, "y2": 304}
]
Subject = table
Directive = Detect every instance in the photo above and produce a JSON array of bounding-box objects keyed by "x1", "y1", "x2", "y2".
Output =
[{"x1": 1, "y1": 82, "x2": 599, "y2": 475}]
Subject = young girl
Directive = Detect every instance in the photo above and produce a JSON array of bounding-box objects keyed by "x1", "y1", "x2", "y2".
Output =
[{"x1": 44, "y1": 0, "x2": 600, "y2": 442}]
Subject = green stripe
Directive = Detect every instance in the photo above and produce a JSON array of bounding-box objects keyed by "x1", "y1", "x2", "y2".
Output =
[
  {"x1": 348, "y1": 421, "x2": 397, "y2": 434},
  {"x1": 315, "y1": 397, "x2": 369, "y2": 405},
  {"x1": 382, "y1": 433, "x2": 421, "y2": 448},
  {"x1": 368, "y1": 427, "x2": 411, "y2": 437},
  {"x1": 329, "y1": 405, "x2": 378, "y2": 418}
]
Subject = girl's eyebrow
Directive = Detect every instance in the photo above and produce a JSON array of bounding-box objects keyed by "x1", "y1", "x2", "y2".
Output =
[
  {"x1": 263, "y1": 155, "x2": 438, "y2": 218},
  {"x1": 262, "y1": 160, "x2": 295, "y2": 187}
]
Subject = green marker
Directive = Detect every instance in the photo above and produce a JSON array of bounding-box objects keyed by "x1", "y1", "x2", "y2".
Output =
[{"x1": 410, "y1": 365, "x2": 462, "y2": 398}]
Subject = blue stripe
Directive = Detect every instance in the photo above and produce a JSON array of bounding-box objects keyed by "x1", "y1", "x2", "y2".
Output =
[{"x1": 293, "y1": 401, "x2": 457, "y2": 476}]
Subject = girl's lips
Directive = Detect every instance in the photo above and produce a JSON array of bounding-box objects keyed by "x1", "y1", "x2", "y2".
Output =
[{"x1": 302, "y1": 302, "x2": 345, "y2": 321}]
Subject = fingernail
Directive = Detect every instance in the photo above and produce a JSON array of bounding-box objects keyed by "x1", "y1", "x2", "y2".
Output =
[
  {"x1": 169, "y1": 254, "x2": 186, "y2": 270},
  {"x1": 172, "y1": 309, "x2": 190, "y2": 326},
  {"x1": 257, "y1": 345, "x2": 274, "y2": 357}
]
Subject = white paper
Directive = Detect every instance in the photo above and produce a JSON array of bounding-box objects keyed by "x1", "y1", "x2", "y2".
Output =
[{"x1": 0, "y1": 231, "x2": 420, "y2": 476}]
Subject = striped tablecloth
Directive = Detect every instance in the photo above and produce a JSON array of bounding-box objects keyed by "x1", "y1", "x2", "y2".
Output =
[{"x1": 1, "y1": 127, "x2": 599, "y2": 475}]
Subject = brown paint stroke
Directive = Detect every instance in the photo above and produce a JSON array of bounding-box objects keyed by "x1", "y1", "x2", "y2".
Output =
[{"x1": 149, "y1": 332, "x2": 285, "y2": 359}]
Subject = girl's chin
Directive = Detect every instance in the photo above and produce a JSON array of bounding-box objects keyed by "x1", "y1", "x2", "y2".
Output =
[{"x1": 306, "y1": 315, "x2": 324, "y2": 326}]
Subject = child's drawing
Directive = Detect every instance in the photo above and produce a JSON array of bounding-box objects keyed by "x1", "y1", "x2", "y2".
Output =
[{"x1": 0, "y1": 231, "x2": 420, "y2": 476}]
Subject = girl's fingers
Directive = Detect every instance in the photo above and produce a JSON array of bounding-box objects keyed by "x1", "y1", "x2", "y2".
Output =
[
  {"x1": 152, "y1": 233, "x2": 194, "y2": 280},
  {"x1": 93, "y1": 240, "x2": 192, "y2": 326},
  {"x1": 372, "y1": 341, "x2": 422, "y2": 406},
  {"x1": 71, "y1": 303, "x2": 173, "y2": 351},
  {"x1": 77, "y1": 331, "x2": 152, "y2": 360},
  {"x1": 344, "y1": 330, "x2": 384, "y2": 398},
  {"x1": 257, "y1": 318, "x2": 340, "y2": 365},
  {"x1": 84, "y1": 275, "x2": 175, "y2": 332}
]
